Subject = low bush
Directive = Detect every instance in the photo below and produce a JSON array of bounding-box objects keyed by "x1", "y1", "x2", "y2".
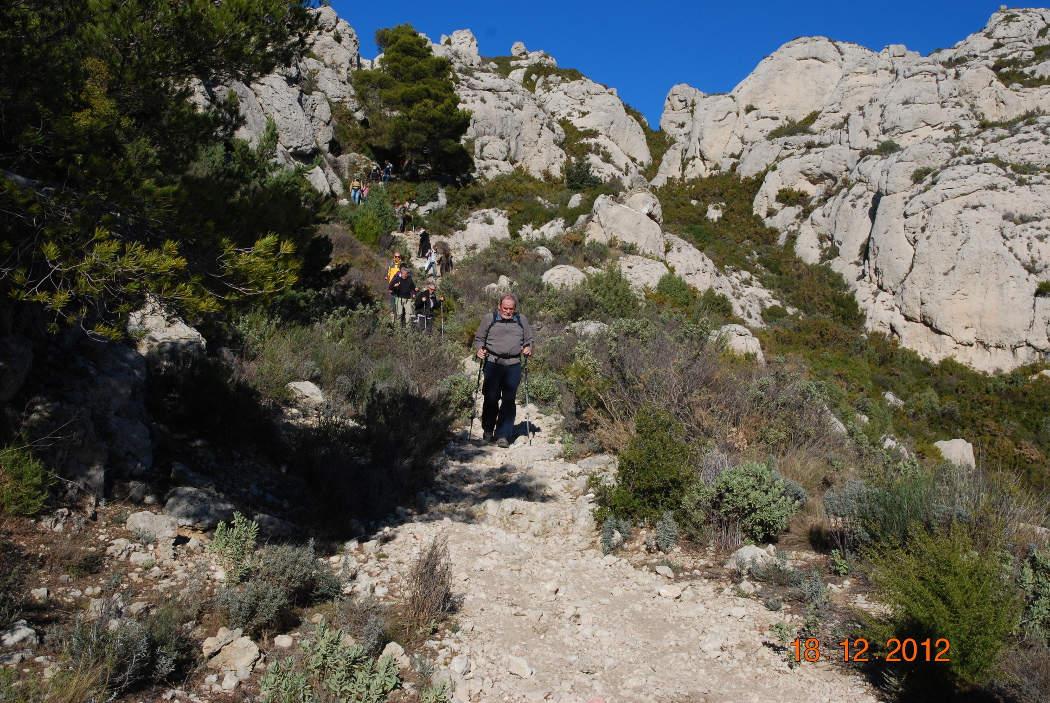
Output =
[
  {"x1": 594, "y1": 404, "x2": 700, "y2": 524},
  {"x1": 599, "y1": 516, "x2": 632, "y2": 554},
  {"x1": 863, "y1": 525, "x2": 1022, "y2": 688},
  {"x1": 775, "y1": 188, "x2": 809, "y2": 207},
  {"x1": 0, "y1": 542, "x2": 25, "y2": 629},
  {"x1": 207, "y1": 512, "x2": 259, "y2": 584},
  {"x1": 217, "y1": 540, "x2": 341, "y2": 635},
  {"x1": 1019, "y1": 546, "x2": 1050, "y2": 644},
  {"x1": 697, "y1": 461, "x2": 803, "y2": 544},
  {"x1": 0, "y1": 444, "x2": 53, "y2": 516},
  {"x1": 767, "y1": 111, "x2": 820, "y2": 139},
  {"x1": 874, "y1": 140, "x2": 901, "y2": 156},
  {"x1": 261, "y1": 621, "x2": 400, "y2": 703},
  {"x1": 565, "y1": 157, "x2": 602, "y2": 191},
  {"x1": 59, "y1": 597, "x2": 192, "y2": 699}
]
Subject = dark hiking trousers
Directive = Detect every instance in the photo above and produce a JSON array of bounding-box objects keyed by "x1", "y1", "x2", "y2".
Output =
[{"x1": 481, "y1": 361, "x2": 522, "y2": 441}]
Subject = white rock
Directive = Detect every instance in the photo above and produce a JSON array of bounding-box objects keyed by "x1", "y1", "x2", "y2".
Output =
[
  {"x1": 655, "y1": 565, "x2": 674, "y2": 579},
  {"x1": 617, "y1": 255, "x2": 668, "y2": 291},
  {"x1": 725, "y1": 545, "x2": 774, "y2": 572},
  {"x1": 658, "y1": 585, "x2": 683, "y2": 599},
  {"x1": 286, "y1": 381, "x2": 324, "y2": 409},
  {"x1": 565, "y1": 321, "x2": 608, "y2": 337},
  {"x1": 507, "y1": 654, "x2": 534, "y2": 678},
  {"x1": 589, "y1": 196, "x2": 664, "y2": 256},
  {"x1": 934, "y1": 438, "x2": 976, "y2": 470},
  {"x1": 541, "y1": 265, "x2": 587, "y2": 289},
  {"x1": 0, "y1": 621, "x2": 37, "y2": 648},
  {"x1": 450, "y1": 655, "x2": 472, "y2": 675},
  {"x1": 710, "y1": 324, "x2": 765, "y2": 364},
  {"x1": 273, "y1": 634, "x2": 294, "y2": 649},
  {"x1": 207, "y1": 637, "x2": 260, "y2": 671},
  {"x1": 381, "y1": 641, "x2": 411, "y2": 668}
]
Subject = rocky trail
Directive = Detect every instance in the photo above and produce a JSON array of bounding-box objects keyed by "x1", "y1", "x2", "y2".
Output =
[{"x1": 365, "y1": 407, "x2": 882, "y2": 703}]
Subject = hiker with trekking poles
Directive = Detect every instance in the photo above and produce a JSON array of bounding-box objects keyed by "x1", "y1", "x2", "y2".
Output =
[
  {"x1": 413, "y1": 282, "x2": 443, "y2": 333},
  {"x1": 471, "y1": 293, "x2": 534, "y2": 448}
]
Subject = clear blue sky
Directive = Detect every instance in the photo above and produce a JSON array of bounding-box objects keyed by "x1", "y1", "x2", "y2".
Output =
[{"x1": 329, "y1": 0, "x2": 1009, "y2": 127}]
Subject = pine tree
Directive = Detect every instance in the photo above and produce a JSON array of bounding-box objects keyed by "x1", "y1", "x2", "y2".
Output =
[
  {"x1": 0, "y1": 0, "x2": 321, "y2": 336},
  {"x1": 351, "y1": 25, "x2": 473, "y2": 179}
]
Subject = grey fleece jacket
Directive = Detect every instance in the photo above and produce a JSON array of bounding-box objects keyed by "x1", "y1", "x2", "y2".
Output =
[{"x1": 474, "y1": 312, "x2": 534, "y2": 366}]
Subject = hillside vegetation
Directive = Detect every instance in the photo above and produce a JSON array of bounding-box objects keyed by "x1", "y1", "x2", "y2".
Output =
[{"x1": 2, "y1": 7, "x2": 1050, "y2": 702}]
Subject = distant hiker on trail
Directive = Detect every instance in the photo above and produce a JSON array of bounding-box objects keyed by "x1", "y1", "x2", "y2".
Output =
[
  {"x1": 350, "y1": 176, "x2": 363, "y2": 205},
  {"x1": 383, "y1": 161, "x2": 394, "y2": 181},
  {"x1": 386, "y1": 252, "x2": 403, "y2": 315},
  {"x1": 369, "y1": 165, "x2": 381, "y2": 182},
  {"x1": 389, "y1": 264, "x2": 416, "y2": 325},
  {"x1": 417, "y1": 227, "x2": 430, "y2": 259},
  {"x1": 413, "y1": 282, "x2": 443, "y2": 332},
  {"x1": 439, "y1": 248, "x2": 454, "y2": 277},
  {"x1": 424, "y1": 247, "x2": 438, "y2": 279},
  {"x1": 396, "y1": 201, "x2": 411, "y2": 233},
  {"x1": 474, "y1": 294, "x2": 534, "y2": 448}
]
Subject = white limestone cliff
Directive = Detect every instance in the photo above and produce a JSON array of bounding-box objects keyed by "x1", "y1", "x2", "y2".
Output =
[{"x1": 657, "y1": 7, "x2": 1050, "y2": 371}]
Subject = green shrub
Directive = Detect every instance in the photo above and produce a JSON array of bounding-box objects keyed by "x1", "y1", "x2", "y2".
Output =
[
  {"x1": 208, "y1": 512, "x2": 259, "y2": 584},
  {"x1": 261, "y1": 621, "x2": 400, "y2": 703},
  {"x1": 1037, "y1": 280, "x2": 1050, "y2": 297},
  {"x1": 0, "y1": 542, "x2": 25, "y2": 628},
  {"x1": 438, "y1": 374, "x2": 475, "y2": 421},
  {"x1": 874, "y1": 140, "x2": 901, "y2": 156},
  {"x1": 654, "y1": 510, "x2": 679, "y2": 553},
  {"x1": 653, "y1": 273, "x2": 695, "y2": 310},
  {"x1": 911, "y1": 167, "x2": 934, "y2": 183},
  {"x1": 863, "y1": 525, "x2": 1022, "y2": 687},
  {"x1": 342, "y1": 187, "x2": 397, "y2": 247},
  {"x1": 1019, "y1": 546, "x2": 1050, "y2": 644},
  {"x1": 595, "y1": 404, "x2": 698, "y2": 524},
  {"x1": 416, "y1": 181, "x2": 440, "y2": 204},
  {"x1": 565, "y1": 157, "x2": 602, "y2": 191},
  {"x1": 584, "y1": 266, "x2": 639, "y2": 320},
  {"x1": 709, "y1": 461, "x2": 802, "y2": 543},
  {"x1": 775, "y1": 188, "x2": 809, "y2": 207},
  {"x1": 767, "y1": 111, "x2": 820, "y2": 139},
  {"x1": 217, "y1": 540, "x2": 340, "y2": 635},
  {"x1": 61, "y1": 597, "x2": 192, "y2": 698},
  {"x1": 599, "y1": 516, "x2": 631, "y2": 554},
  {"x1": 0, "y1": 444, "x2": 53, "y2": 516}
]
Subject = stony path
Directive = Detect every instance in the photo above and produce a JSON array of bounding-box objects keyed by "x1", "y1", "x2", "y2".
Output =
[{"x1": 356, "y1": 408, "x2": 882, "y2": 703}]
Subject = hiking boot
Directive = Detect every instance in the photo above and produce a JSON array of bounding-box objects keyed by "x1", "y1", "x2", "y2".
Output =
[
  {"x1": 483, "y1": 429, "x2": 495, "y2": 442},
  {"x1": 496, "y1": 437, "x2": 510, "y2": 448}
]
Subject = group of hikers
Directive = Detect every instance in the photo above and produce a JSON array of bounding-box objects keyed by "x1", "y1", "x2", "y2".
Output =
[
  {"x1": 348, "y1": 160, "x2": 396, "y2": 205},
  {"x1": 385, "y1": 244, "x2": 534, "y2": 448},
  {"x1": 386, "y1": 247, "x2": 448, "y2": 333}
]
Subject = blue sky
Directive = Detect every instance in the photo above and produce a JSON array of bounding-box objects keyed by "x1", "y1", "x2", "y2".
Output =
[{"x1": 329, "y1": 1, "x2": 1009, "y2": 127}]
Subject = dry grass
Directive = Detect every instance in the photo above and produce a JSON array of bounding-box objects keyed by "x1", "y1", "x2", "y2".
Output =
[{"x1": 404, "y1": 535, "x2": 453, "y2": 634}]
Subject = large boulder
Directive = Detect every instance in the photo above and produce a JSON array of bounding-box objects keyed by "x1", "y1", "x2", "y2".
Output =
[
  {"x1": 541, "y1": 265, "x2": 587, "y2": 289},
  {"x1": 711, "y1": 325, "x2": 765, "y2": 365},
  {"x1": 164, "y1": 487, "x2": 235, "y2": 530},
  {"x1": 934, "y1": 438, "x2": 976, "y2": 470},
  {"x1": 616, "y1": 256, "x2": 668, "y2": 291},
  {"x1": 588, "y1": 195, "x2": 665, "y2": 257},
  {"x1": 126, "y1": 299, "x2": 206, "y2": 370}
]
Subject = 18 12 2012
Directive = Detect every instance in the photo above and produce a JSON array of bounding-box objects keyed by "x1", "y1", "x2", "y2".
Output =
[{"x1": 789, "y1": 637, "x2": 951, "y2": 662}]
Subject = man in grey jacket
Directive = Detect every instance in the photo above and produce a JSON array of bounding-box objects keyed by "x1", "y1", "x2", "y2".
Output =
[{"x1": 474, "y1": 294, "x2": 534, "y2": 447}]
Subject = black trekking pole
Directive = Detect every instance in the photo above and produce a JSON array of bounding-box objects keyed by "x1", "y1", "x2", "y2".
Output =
[
  {"x1": 467, "y1": 352, "x2": 486, "y2": 441},
  {"x1": 523, "y1": 354, "x2": 533, "y2": 446}
]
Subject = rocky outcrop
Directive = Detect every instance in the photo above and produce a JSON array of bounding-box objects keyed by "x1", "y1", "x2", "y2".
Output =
[
  {"x1": 541, "y1": 265, "x2": 587, "y2": 289},
  {"x1": 656, "y1": 7, "x2": 1050, "y2": 371},
  {"x1": 23, "y1": 334, "x2": 152, "y2": 497},
  {"x1": 194, "y1": 6, "x2": 364, "y2": 196}
]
